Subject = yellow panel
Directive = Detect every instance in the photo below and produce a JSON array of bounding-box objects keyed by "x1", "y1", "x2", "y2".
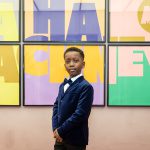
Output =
[
  {"x1": 0, "y1": 45, "x2": 19, "y2": 105},
  {"x1": 0, "y1": 3, "x2": 18, "y2": 41}
]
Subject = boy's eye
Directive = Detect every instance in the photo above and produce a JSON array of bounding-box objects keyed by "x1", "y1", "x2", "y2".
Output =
[
  {"x1": 65, "y1": 60, "x2": 70, "y2": 64},
  {"x1": 74, "y1": 60, "x2": 78, "y2": 63}
]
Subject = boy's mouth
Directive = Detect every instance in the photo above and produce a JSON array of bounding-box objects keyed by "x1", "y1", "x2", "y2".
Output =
[
  {"x1": 70, "y1": 69, "x2": 76, "y2": 72},
  {"x1": 69, "y1": 69, "x2": 76, "y2": 73}
]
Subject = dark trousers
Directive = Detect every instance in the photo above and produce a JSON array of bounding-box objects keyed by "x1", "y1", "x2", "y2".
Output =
[{"x1": 54, "y1": 141, "x2": 86, "y2": 150}]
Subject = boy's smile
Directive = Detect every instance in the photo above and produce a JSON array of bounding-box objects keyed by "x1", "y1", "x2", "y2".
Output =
[{"x1": 64, "y1": 51, "x2": 85, "y2": 78}]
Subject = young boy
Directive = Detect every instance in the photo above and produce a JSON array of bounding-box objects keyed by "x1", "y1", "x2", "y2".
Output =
[{"x1": 52, "y1": 47, "x2": 94, "y2": 150}]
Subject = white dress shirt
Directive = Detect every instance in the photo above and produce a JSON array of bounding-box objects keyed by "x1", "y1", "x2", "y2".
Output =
[{"x1": 64, "y1": 73, "x2": 83, "y2": 93}]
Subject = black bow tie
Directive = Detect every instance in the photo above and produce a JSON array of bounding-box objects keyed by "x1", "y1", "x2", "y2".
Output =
[{"x1": 64, "y1": 78, "x2": 72, "y2": 85}]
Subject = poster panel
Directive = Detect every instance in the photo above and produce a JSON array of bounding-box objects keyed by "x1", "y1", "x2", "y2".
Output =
[
  {"x1": 109, "y1": 0, "x2": 150, "y2": 42},
  {"x1": 108, "y1": 45, "x2": 150, "y2": 106},
  {"x1": 24, "y1": 45, "x2": 105, "y2": 106},
  {"x1": 0, "y1": 0, "x2": 20, "y2": 41},
  {"x1": 0, "y1": 45, "x2": 20, "y2": 106},
  {"x1": 24, "y1": 0, "x2": 105, "y2": 42}
]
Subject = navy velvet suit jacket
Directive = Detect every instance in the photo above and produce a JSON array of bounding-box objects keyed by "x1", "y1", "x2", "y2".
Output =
[{"x1": 52, "y1": 76, "x2": 94, "y2": 146}]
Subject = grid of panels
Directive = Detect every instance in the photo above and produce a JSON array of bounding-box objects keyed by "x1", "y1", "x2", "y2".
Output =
[{"x1": 0, "y1": 0, "x2": 150, "y2": 106}]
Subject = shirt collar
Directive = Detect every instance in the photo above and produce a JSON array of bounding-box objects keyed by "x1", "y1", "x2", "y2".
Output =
[{"x1": 69, "y1": 73, "x2": 83, "y2": 83}]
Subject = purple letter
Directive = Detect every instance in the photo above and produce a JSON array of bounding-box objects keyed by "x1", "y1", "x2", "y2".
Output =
[
  {"x1": 66, "y1": 3, "x2": 102, "y2": 41},
  {"x1": 33, "y1": 0, "x2": 65, "y2": 41}
]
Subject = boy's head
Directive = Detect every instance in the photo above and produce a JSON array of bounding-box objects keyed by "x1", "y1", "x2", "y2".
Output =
[{"x1": 64, "y1": 47, "x2": 85, "y2": 78}]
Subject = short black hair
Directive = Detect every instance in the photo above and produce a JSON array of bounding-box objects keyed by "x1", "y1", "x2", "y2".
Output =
[{"x1": 64, "y1": 47, "x2": 84, "y2": 60}]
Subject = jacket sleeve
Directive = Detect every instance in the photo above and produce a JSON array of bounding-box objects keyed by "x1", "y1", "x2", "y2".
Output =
[
  {"x1": 57, "y1": 84, "x2": 94, "y2": 138},
  {"x1": 52, "y1": 96, "x2": 59, "y2": 131}
]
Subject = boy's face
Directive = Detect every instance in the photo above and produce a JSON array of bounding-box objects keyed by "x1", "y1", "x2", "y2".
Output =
[{"x1": 64, "y1": 51, "x2": 85, "y2": 78}]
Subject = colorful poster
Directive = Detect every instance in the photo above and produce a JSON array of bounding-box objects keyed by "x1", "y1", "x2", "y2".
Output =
[
  {"x1": 0, "y1": 0, "x2": 19, "y2": 41},
  {"x1": 24, "y1": 0, "x2": 105, "y2": 42},
  {"x1": 0, "y1": 45, "x2": 20, "y2": 106},
  {"x1": 109, "y1": 0, "x2": 150, "y2": 42},
  {"x1": 108, "y1": 46, "x2": 150, "y2": 106},
  {"x1": 24, "y1": 45, "x2": 104, "y2": 106}
]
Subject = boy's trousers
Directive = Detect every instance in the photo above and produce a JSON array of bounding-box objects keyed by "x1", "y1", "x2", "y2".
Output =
[{"x1": 54, "y1": 141, "x2": 86, "y2": 150}]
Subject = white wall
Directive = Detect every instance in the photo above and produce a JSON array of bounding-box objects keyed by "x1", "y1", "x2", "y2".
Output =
[{"x1": 0, "y1": 107, "x2": 150, "y2": 150}]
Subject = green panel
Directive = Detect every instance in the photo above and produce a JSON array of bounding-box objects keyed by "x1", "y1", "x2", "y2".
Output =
[{"x1": 109, "y1": 47, "x2": 150, "y2": 106}]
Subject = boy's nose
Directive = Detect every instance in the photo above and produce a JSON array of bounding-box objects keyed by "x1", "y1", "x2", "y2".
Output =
[{"x1": 69, "y1": 61, "x2": 74, "y2": 66}]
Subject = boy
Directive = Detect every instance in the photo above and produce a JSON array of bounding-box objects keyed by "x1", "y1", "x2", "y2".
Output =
[{"x1": 52, "y1": 47, "x2": 94, "y2": 150}]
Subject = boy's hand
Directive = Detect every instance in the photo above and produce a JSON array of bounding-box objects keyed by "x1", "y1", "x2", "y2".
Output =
[{"x1": 53, "y1": 129, "x2": 63, "y2": 142}]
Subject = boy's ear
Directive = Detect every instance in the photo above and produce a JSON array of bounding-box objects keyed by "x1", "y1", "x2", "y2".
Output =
[{"x1": 83, "y1": 61, "x2": 85, "y2": 68}]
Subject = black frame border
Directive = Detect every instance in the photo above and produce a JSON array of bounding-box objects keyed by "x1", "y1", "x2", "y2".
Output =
[
  {"x1": 23, "y1": 0, "x2": 106, "y2": 44},
  {"x1": 23, "y1": 44, "x2": 106, "y2": 107},
  {"x1": 0, "y1": 44, "x2": 21, "y2": 106},
  {"x1": 0, "y1": 0, "x2": 21, "y2": 43},
  {"x1": 108, "y1": 0, "x2": 150, "y2": 43},
  {"x1": 107, "y1": 44, "x2": 150, "y2": 107}
]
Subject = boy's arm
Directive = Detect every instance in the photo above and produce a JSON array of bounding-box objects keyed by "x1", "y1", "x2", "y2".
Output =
[
  {"x1": 52, "y1": 97, "x2": 59, "y2": 131},
  {"x1": 57, "y1": 84, "x2": 94, "y2": 138}
]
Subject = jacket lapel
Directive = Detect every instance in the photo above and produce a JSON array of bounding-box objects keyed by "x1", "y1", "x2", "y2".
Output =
[
  {"x1": 59, "y1": 84, "x2": 65, "y2": 98},
  {"x1": 61, "y1": 76, "x2": 84, "y2": 99}
]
